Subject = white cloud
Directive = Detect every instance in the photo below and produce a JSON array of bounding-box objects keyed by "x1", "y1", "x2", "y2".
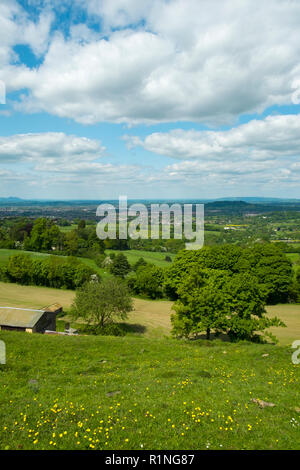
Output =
[
  {"x1": 1, "y1": 0, "x2": 300, "y2": 124},
  {"x1": 0, "y1": 0, "x2": 53, "y2": 63},
  {"x1": 125, "y1": 113, "x2": 300, "y2": 192},
  {"x1": 0, "y1": 132, "x2": 105, "y2": 164},
  {"x1": 127, "y1": 114, "x2": 300, "y2": 161},
  {"x1": 0, "y1": 132, "x2": 145, "y2": 193}
]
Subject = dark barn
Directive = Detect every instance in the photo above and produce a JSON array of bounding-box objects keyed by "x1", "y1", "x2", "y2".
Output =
[{"x1": 0, "y1": 304, "x2": 62, "y2": 333}]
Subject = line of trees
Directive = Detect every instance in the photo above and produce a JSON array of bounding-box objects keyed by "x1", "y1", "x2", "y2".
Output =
[{"x1": 0, "y1": 253, "x2": 95, "y2": 289}]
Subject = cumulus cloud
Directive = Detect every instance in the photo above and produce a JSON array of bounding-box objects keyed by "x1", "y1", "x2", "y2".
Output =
[
  {"x1": 0, "y1": 0, "x2": 53, "y2": 63},
  {"x1": 0, "y1": 132, "x2": 105, "y2": 164},
  {"x1": 126, "y1": 114, "x2": 300, "y2": 161},
  {"x1": 0, "y1": 132, "x2": 149, "y2": 198},
  {"x1": 124, "y1": 113, "x2": 300, "y2": 191},
  {"x1": 1, "y1": 0, "x2": 300, "y2": 124}
]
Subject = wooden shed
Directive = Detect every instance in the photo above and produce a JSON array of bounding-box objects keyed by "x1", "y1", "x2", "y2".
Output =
[{"x1": 0, "y1": 304, "x2": 62, "y2": 333}]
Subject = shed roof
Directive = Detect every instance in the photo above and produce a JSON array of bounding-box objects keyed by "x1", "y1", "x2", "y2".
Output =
[
  {"x1": 0, "y1": 307, "x2": 45, "y2": 328},
  {"x1": 44, "y1": 303, "x2": 62, "y2": 313}
]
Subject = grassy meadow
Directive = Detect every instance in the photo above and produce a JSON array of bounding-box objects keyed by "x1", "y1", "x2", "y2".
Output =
[
  {"x1": 0, "y1": 262, "x2": 299, "y2": 450},
  {"x1": 0, "y1": 331, "x2": 299, "y2": 450}
]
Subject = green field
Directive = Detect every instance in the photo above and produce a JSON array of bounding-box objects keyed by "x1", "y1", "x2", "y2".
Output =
[
  {"x1": 58, "y1": 224, "x2": 78, "y2": 232},
  {"x1": 0, "y1": 248, "x2": 174, "y2": 275},
  {"x1": 0, "y1": 331, "x2": 299, "y2": 450}
]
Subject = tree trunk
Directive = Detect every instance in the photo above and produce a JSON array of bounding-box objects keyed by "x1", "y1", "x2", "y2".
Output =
[{"x1": 206, "y1": 328, "x2": 211, "y2": 340}]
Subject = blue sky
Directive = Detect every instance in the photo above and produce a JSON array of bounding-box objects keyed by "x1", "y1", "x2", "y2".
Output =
[{"x1": 0, "y1": 0, "x2": 300, "y2": 200}]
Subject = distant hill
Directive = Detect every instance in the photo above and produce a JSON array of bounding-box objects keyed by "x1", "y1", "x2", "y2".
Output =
[{"x1": 0, "y1": 197, "x2": 23, "y2": 202}]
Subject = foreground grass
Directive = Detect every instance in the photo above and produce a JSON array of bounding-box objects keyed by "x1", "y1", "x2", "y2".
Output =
[{"x1": 0, "y1": 332, "x2": 299, "y2": 450}]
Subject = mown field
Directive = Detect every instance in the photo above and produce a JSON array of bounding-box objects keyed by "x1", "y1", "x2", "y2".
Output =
[
  {"x1": 0, "y1": 282, "x2": 299, "y2": 344},
  {"x1": 0, "y1": 331, "x2": 299, "y2": 450}
]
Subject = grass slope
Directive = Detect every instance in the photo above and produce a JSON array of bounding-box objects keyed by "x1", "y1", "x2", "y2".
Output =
[{"x1": 0, "y1": 332, "x2": 299, "y2": 450}]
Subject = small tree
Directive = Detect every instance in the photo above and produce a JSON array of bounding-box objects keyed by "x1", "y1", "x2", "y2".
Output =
[
  {"x1": 110, "y1": 253, "x2": 131, "y2": 278},
  {"x1": 133, "y1": 257, "x2": 147, "y2": 272},
  {"x1": 71, "y1": 278, "x2": 133, "y2": 327}
]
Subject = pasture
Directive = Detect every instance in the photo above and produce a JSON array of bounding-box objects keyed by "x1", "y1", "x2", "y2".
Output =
[
  {"x1": 0, "y1": 331, "x2": 299, "y2": 450},
  {"x1": 0, "y1": 282, "x2": 299, "y2": 345}
]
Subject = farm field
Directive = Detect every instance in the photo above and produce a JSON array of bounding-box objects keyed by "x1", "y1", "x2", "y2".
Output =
[
  {"x1": 0, "y1": 282, "x2": 299, "y2": 345},
  {"x1": 266, "y1": 304, "x2": 300, "y2": 346},
  {"x1": 0, "y1": 331, "x2": 299, "y2": 450},
  {"x1": 0, "y1": 282, "x2": 172, "y2": 338},
  {"x1": 0, "y1": 248, "x2": 174, "y2": 274}
]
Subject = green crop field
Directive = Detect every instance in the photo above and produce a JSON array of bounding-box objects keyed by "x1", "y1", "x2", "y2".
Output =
[{"x1": 0, "y1": 331, "x2": 299, "y2": 450}]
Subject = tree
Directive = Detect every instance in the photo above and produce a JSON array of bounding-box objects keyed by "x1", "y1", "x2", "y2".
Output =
[
  {"x1": 171, "y1": 268, "x2": 231, "y2": 339},
  {"x1": 78, "y1": 219, "x2": 86, "y2": 230},
  {"x1": 25, "y1": 217, "x2": 60, "y2": 252},
  {"x1": 64, "y1": 231, "x2": 79, "y2": 256},
  {"x1": 133, "y1": 257, "x2": 147, "y2": 272},
  {"x1": 223, "y1": 273, "x2": 285, "y2": 341},
  {"x1": 71, "y1": 278, "x2": 133, "y2": 327},
  {"x1": 110, "y1": 253, "x2": 131, "y2": 278},
  {"x1": 7, "y1": 254, "x2": 33, "y2": 285},
  {"x1": 164, "y1": 244, "x2": 294, "y2": 304},
  {"x1": 131, "y1": 265, "x2": 165, "y2": 299},
  {"x1": 171, "y1": 267, "x2": 285, "y2": 342}
]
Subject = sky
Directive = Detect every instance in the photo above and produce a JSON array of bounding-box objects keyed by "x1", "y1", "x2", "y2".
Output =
[{"x1": 0, "y1": 0, "x2": 300, "y2": 200}]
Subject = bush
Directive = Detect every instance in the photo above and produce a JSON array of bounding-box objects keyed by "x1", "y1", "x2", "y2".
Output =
[
  {"x1": 128, "y1": 265, "x2": 165, "y2": 299},
  {"x1": 110, "y1": 253, "x2": 131, "y2": 278},
  {"x1": 5, "y1": 254, "x2": 95, "y2": 289}
]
